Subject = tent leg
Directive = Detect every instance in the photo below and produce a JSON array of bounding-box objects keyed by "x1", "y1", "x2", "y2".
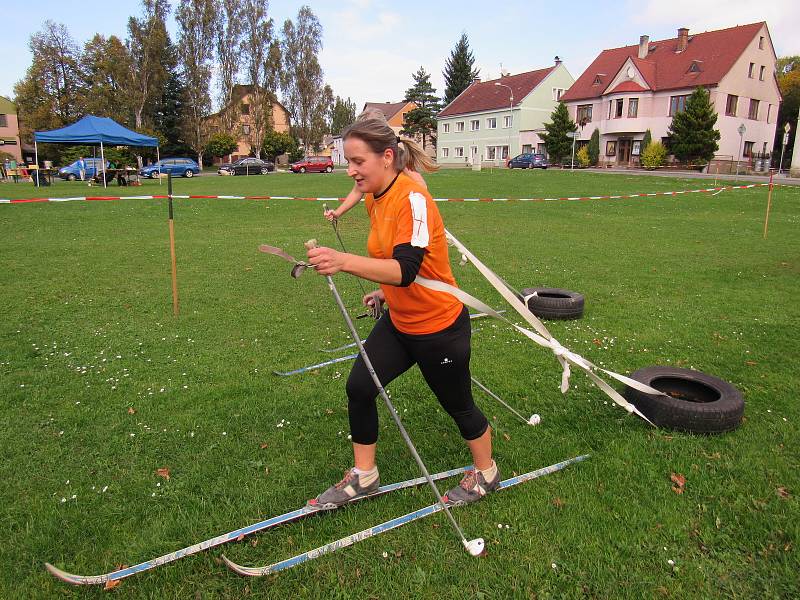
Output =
[
  {"x1": 101, "y1": 142, "x2": 106, "y2": 189},
  {"x1": 157, "y1": 146, "x2": 161, "y2": 185},
  {"x1": 34, "y1": 141, "x2": 39, "y2": 188}
]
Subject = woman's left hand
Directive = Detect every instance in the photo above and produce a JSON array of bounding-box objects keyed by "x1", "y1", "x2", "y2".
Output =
[{"x1": 307, "y1": 246, "x2": 347, "y2": 276}]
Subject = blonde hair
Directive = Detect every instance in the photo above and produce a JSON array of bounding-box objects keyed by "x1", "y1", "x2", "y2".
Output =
[{"x1": 342, "y1": 118, "x2": 438, "y2": 174}]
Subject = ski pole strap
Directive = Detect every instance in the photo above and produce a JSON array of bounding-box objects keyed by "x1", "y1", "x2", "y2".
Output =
[{"x1": 413, "y1": 230, "x2": 668, "y2": 426}]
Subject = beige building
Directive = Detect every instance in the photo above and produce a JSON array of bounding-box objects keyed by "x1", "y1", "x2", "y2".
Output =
[
  {"x1": 0, "y1": 96, "x2": 23, "y2": 163},
  {"x1": 204, "y1": 85, "x2": 291, "y2": 164}
]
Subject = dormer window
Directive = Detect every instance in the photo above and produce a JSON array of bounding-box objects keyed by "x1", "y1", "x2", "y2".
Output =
[
  {"x1": 688, "y1": 61, "x2": 702, "y2": 73},
  {"x1": 593, "y1": 75, "x2": 603, "y2": 86}
]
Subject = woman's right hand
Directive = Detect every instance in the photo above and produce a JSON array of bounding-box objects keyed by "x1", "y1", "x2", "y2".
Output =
[
  {"x1": 363, "y1": 290, "x2": 385, "y2": 308},
  {"x1": 324, "y1": 208, "x2": 338, "y2": 222}
]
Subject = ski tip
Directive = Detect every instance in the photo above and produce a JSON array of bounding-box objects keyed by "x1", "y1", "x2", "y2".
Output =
[
  {"x1": 45, "y1": 562, "x2": 97, "y2": 586},
  {"x1": 221, "y1": 554, "x2": 266, "y2": 577}
]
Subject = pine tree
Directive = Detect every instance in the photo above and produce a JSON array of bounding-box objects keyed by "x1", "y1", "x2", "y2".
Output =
[
  {"x1": 330, "y1": 96, "x2": 357, "y2": 135},
  {"x1": 401, "y1": 67, "x2": 441, "y2": 149},
  {"x1": 540, "y1": 102, "x2": 576, "y2": 165},
  {"x1": 442, "y1": 33, "x2": 479, "y2": 106},
  {"x1": 641, "y1": 129, "x2": 652, "y2": 153},
  {"x1": 668, "y1": 86, "x2": 720, "y2": 163},
  {"x1": 588, "y1": 128, "x2": 600, "y2": 166}
]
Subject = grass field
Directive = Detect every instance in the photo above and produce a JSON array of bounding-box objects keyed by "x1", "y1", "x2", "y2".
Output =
[{"x1": 1, "y1": 169, "x2": 798, "y2": 598}]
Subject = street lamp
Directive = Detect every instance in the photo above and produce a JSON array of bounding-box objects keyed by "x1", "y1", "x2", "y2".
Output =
[
  {"x1": 778, "y1": 122, "x2": 791, "y2": 175},
  {"x1": 736, "y1": 123, "x2": 746, "y2": 176},
  {"x1": 495, "y1": 82, "x2": 513, "y2": 164}
]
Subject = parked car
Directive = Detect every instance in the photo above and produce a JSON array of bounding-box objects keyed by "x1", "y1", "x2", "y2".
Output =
[
  {"x1": 289, "y1": 156, "x2": 334, "y2": 173},
  {"x1": 507, "y1": 153, "x2": 549, "y2": 169},
  {"x1": 58, "y1": 158, "x2": 109, "y2": 181},
  {"x1": 140, "y1": 158, "x2": 201, "y2": 178},
  {"x1": 221, "y1": 157, "x2": 275, "y2": 176}
]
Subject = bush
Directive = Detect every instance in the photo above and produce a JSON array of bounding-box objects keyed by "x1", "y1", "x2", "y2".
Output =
[
  {"x1": 640, "y1": 141, "x2": 667, "y2": 169},
  {"x1": 641, "y1": 130, "x2": 652, "y2": 153},
  {"x1": 588, "y1": 129, "x2": 600, "y2": 166},
  {"x1": 576, "y1": 145, "x2": 590, "y2": 168},
  {"x1": 204, "y1": 133, "x2": 238, "y2": 159}
]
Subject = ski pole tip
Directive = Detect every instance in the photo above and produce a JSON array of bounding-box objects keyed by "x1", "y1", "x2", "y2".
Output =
[
  {"x1": 528, "y1": 414, "x2": 541, "y2": 426},
  {"x1": 464, "y1": 538, "x2": 485, "y2": 557}
]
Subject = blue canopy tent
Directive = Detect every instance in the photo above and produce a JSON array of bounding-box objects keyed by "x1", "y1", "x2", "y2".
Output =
[{"x1": 33, "y1": 115, "x2": 159, "y2": 188}]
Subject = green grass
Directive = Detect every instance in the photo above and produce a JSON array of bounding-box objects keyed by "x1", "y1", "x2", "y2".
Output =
[{"x1": 1, "y1": 169, "x2": 798, "y2": 598}]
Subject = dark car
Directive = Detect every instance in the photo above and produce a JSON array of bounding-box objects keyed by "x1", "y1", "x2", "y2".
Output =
[
  {"x1": 223, "y1": 158, "x2": 275, "y2": 176},
  {"x1": 507, "y1": 153, "x2": 549, "y2": 169},
  {"x1": 290, "y1": 156, "x2": 334, "y2": 173}
]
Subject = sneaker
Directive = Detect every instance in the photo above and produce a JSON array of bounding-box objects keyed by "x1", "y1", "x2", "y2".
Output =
[
  {"x1": 443, "y1": 467, "x2": 500, "y2": 507},
  {"x1": 307, "y1": 468, "x2": 380, "y2": 511}
]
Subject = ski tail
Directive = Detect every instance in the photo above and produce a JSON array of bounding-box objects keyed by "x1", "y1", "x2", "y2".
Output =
[
  {"x1": 223, "y1": 454, "x2": 589, "y2": 577},
  {"x1": 44, "y1": 465, "x2": 469, "y2": 586}
]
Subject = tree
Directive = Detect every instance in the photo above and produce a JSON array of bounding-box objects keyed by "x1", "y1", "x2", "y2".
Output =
[
  {"x1": 176, "y1": 0, "x2": 217, "y2": 167},
  {"x1": 215, "y1": 0, "x2": 245, "y2": 131},
  {"x1": 540, "y1": 102, "x2": 576, "y2": 165},
  {"x1": 262, "y1": 129, "x2": 298, "y2": 161},
  {"x1": 241, "y1": 0, "x2": 279, "y2": 159},
  {"x1": 13, "y1": 20, "x2": 83, "y2": 146},
  {"x1": 442, "y1": 33, "x2": 479, "y2": 107},
  {"x1": 588, "y1": 128, "x2": 600, "y2": 166},
  {"x1": 204, "y1": 133, "x2": 237, "y2": 159},
  {"x1": 79, "y1": 34, "x2": 133, "y2": 122},
  {"x1": 641, "y1": 129, "x2": 652, "y2": 153},
  {"x1": 281, "y1": 6, "x2": 332, "y2": 153},
  {"x1": 127, "y1": 0, "x2": 172, "y2": 130},
  {"x1": 401, "y1": 67, "x2": 441, "y2": 149},
  {"x1": 667, "y1": 86, "x2": 720, "y2": 163},
  {"x1": 330, "y1": 96, "x2": 357, "y2": 136},
  {"x1": 152, "y1": 56, "x2": 191, "y2": 157},
  {"x1": 775, "y1": 56, "x2": 800, "y2": 166}
]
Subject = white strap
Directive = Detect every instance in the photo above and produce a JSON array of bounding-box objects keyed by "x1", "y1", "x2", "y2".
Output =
[{"x1": 414, "y1": 229, "x2": 666, "y2": 426}]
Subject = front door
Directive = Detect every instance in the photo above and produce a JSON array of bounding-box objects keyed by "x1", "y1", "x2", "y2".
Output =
[{"x1": 618, "y1": 139, "x2": 632, "y2": 165}]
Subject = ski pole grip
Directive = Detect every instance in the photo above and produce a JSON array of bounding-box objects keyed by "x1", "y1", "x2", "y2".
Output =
[{"x1": 304, "y1": 239, "x2": 319, "y2": 250}]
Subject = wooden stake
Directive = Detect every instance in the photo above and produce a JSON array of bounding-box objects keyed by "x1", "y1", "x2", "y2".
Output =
[
  {"x1": 168, "y1": 174, "x2": 179, "y2": 315},
  {"x1": 763, "y1": 172, "x2": 774, "y2": 239}
]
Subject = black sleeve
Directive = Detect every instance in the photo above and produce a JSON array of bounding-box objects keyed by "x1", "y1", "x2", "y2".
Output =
[{"x1": 392, "y1": 242, "x2": 425, "y2": 287}]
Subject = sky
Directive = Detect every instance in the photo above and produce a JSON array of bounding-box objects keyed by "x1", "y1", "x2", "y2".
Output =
[{"x1": 1, "y1": 0, "x2": 798, "y2": 111}]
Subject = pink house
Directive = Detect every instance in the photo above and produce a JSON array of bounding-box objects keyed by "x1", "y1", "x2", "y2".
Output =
[
  {"x1": 561, "y1": 23, "x2": 780, "y2": 169},
  {"x1": 0, "y1": 95, "x2": 23, "y2": 163}
]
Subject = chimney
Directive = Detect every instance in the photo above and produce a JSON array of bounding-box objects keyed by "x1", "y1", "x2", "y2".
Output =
[
  {"x1": 554, "y1": 55, "x2": 562, "y2": 66},
  {"x1": 638, "y1": 35, "x2": 649, "y2": 59},
  {"x1": 677, "y1": 27, "x2": 689, "y2": 52}
]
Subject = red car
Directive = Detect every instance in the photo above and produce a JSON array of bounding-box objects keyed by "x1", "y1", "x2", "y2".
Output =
[{"x1": 290, "y1": 156, "x2": 334, "y2": 173}]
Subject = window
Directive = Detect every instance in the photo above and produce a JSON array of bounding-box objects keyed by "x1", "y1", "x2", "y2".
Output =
[
  {"x1": 725, "y1": 95, "x2": 738, "y2": 116},
  {"x1": 486, "y1": 145, "x2": 508, "y2": 160},
  {"x1": 242, "y1": 124, "x2": 251, "y2": 135},
  {"x1": 759, "y1": 36, "x2": 765, "y2": 50},
  {"x1": 503, "y1": 115, "x2": 512, "y2": 128},
  {"x1": 743, "y1": 141, "x2": 754, "y2": 157},
  {"x1": 688, "y1": 61, "x2": 701, "y2": 73},
  {"x1": 577, "y1": 104, "x2": 592, "y2": 123},
  {"x1": 455, "y1": 146, "x2": 464, "y2": 157},
  {"x1": 748, "y1": 63, "x2": 755, "y2": 78},
  {"x1": 593, "y1": 75, "x2": 603, "y2": 86},
  {"x1": 748, "y1": 99, "x2": 759, "y2": 120},
  {"x1": 470, "y1": 119, "x2": 480, "y2": 131},
  {"x1": 669, "y1": 95, "x2": 688, "y2": 116},
  {"x1": 487, "y1": 117, "x2": 497, "y2": 129},
  {"x1": 767, "y1": 104, "x2": 772, "y2": 123},
  {"x1": 615, "y1": 99, "x2": 624, "y2": 118},
  {"x1": 456, "y1": 121, "x2": 464, "y2": 132},
  {"x1": 241, "y1": 103, "x2": 250, "y2": 115},
  {"x1": 442, "y1": 123, "x2": 450, "y2": 133},
  {"x1": 759, "y1": 65, "x2": 765, "y2": 81},
  {"x1": 0, "y1": 114, "x2": 7, "y2": 127},
  {"x1": 608, "y1": 100, "x2": 613, "y2": 119},
  {"x1": 441, "y1": 147, "x2": 449, "y2": 158},
  {"x1": 628, "y1": 98, "x2": 638, "y2": 118},
  {"x1": 552, "y1": 88, "x2": 565, "y2": 101}
]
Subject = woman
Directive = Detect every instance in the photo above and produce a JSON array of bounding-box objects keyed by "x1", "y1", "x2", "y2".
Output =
[{"x1": 306, "y1": 118, "x2": 498, "y2": 509}]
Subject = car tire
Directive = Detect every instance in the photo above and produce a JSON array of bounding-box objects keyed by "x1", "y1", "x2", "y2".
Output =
[
  {"x1": 519, "y1": 287, "x2": 584, "y2": 320},
  {"x1": 300, "y1": 166, "x2": 307, "y2": 173},
  {"x1": 67, "y1": 174, "x2": 76, "y2": 181},
  {"x1": 325, "y1": 166, "x2": 333, "y2": 173},
  {"x1": 184, "y1": 170, "x2": 194, "y2": 178},
  {"x1": 261, "y1": 168, "x2": 269, "y2": 175},
  {"x1": 623, "y1": 366, "x2": 744, "y2": 434}
]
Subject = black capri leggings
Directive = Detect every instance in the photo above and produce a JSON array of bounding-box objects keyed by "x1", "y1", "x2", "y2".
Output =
[{"x1": 345, "y1": 306, "x2": 489, "y2": 445}]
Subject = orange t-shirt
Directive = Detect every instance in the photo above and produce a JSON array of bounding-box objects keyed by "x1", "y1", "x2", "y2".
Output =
[{"x1": 365, "y1": 172, "x2": 462, "y2": 334}]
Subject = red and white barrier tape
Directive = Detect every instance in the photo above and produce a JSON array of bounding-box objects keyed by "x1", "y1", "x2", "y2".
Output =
[{"x1": 0, "y1": 183, "x2": 779, "y2": 205}]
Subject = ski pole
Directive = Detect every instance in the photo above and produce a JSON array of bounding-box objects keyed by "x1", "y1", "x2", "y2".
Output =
[{"x1": 305, "y1": 239, "x2": 485, "y2": 557}]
